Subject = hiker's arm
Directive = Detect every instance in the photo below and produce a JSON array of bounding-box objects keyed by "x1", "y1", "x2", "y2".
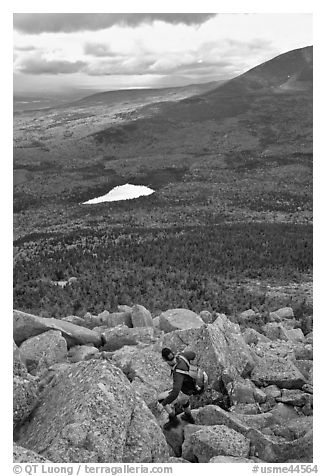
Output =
[{"x1": 161, "y1": 372, "x2": 183, "y2": 405}]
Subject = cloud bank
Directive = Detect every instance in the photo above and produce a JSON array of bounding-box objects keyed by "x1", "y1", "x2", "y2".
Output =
[{"x1": 13, "y1": 13, "x2": 216, "y2": 34}]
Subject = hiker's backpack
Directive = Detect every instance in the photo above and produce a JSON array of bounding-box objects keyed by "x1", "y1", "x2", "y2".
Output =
[{"x1": 175, "y1": 354, "x2": 208, "y2": 392}]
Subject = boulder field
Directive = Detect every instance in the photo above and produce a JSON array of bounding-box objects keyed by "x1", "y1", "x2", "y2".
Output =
[{"x1": 13, "y1": 305, "x2": 313, "y2": 463}]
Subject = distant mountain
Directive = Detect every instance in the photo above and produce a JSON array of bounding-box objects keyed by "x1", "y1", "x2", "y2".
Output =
[
  {"x1": 68, "y1": 81, "x2": 224, "y2": 108},
  {"x1": 152, "y1": 46, "x2": 313, "y2": 122}
]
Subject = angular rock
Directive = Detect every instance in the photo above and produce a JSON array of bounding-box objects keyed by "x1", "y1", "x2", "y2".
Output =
[
  {"x1": 239, "y1": 309, "x2": 256, "y2": 321},
  {"x1": 19, "y1": 330, "x2": 67, "y2": 374},
  {"x1": 13, "y1": 341, "x2": 27, "y2": 377},
  {"x1": 16, "y1": 360, "x2": 169, "y2": 463},
  {"x1": 231, "y1": 403, "x2": 262, "y2": 415},
  {"x1": 300, "y1": 315, "x2": 313, "y2": 335},
  {"x1": 269, "y1": 307, "x2": 294, "y2": 321},
  {"x1": 14, "y1": 310, "x2": 102, "y2": 348},
  {"x1": 262, "y1": 323, "x2": 288, "y2": 340},
  {"x1": 97, "y1": 310, "x2": 132, "y2": 328},
  {"x1": 13, "y1": 375, "x2": 39, "y2": 428},
  {"x1": 294, "y1": 345, "x2": 313, "y2": 361},
  {"x1": 13, "y1": 443, "x2": 52, "y2": 463},
  {"x1": 13, "y1": 341, "x2": 39, "y2": 428},
  {"x1": 183, "y1": 425, "x2": 250, "y2": 462},
  {"x1": 164, "y1": 457, "x2": 189, "y2": 463},
  {"x1": 162, "y1": 314, "x2": 256, "y2": 387},
  {"x1": 67, "y1": 345, "x2": 99, "y2": 363},
  {"x1": 159, "y1": 308, "x2": 204, "y2": 333},
  {"x1": 247, "y1": 428, "x2": 313, "y2": 462},
  {"x1": 200, "y1": 310, "x2": 215, "y2": 324},
  {"x1": 293, "y1": 360, "x2": 313, "y2": 384},
  {"x1": 264, "y1": 385, "x2": 282, "y2": 404},
  {"x1": 276, "y1": 389, "x2": 312, "y2": 407},
  {"x1": 209, "y1": 456, "x2": 255, "y2": 463},
  {"x1": 131, "y1": 305, "x2": 153, "y2": 327},
  {"x1": 251, "y1": 352, "x2": 306, "y2": 390},
  {"x1": 242, "y1": 328, "x2": 271, "y2": 345},
  {"x1": 270, "y1": 416, "x2": 313, "y2": 441},
  {"x1": 110, "y1": 345, "x2": 172, "y2": 410},
  {"x1": 62, "y1": 315, "x2": 89, "y2": 328},
  {"x1": 101, "y1": 326, "x2": 156, "y2": 352}
]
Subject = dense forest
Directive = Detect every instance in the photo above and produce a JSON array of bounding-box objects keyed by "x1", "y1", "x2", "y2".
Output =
[{"x1": 13, "y1": 222, "x2": 312, "y2": 319}]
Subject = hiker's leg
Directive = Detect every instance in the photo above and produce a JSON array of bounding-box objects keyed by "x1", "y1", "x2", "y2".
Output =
[{"x1": 182, "y1": 398, "x2": 192, "y2": 416}]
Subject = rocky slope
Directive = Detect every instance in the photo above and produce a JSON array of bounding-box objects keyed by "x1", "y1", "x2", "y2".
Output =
[{"x1": 13, "y1": 304, "x2": 313, "y2": 463}]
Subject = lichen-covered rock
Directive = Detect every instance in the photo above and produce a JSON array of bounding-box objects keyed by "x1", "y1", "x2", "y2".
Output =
[
  {"x1": 162, "y1": 314, "x2": 256, "y2": 387},
  {"x1": 183, "y1": 425, "x2": 250, "y2": 462},
  {"x1": 19, "y1": 330, "x2": 67, "y2": 374},
  {"x1": 110, "y1": 345, "x2": 171, "y2": 410},
  {"x1": 67, "y1": 345, "x2": 99, "y2": 363},
  {"x1": 13, "y1": 375, "x2": 39, "y2": 428},
  {"x1": 247, "y1": 428, "x2": 313, "y2": 462},
  {"x1": 101, "y1": 326, "x2": 156, "y2": 352},
  {"x1": 13, "y1": 443, "x2": 52, "y2": 463},
  {"x1": 13, "y1": 341, "x2": 39, "y2": 428},
  {"x1": 131, "y1": 305, "x2": 153, "y2": 327},
  {"x1": 251, "y1": 342, "x2": 306, "y2": 390},
  {"x1": 14, "y1": 310, "x2": 102, "y2": 348},
  {"x1": 16, "y1": 360, "x2": 169, "y2": 463},
  {"x1": 159, "y1": 308, "x2": 205, "y2": 333}
]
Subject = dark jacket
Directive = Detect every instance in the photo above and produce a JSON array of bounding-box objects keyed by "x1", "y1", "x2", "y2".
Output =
[{"x1": 161, "y1": 350, "x2": 197, "y2": 406}]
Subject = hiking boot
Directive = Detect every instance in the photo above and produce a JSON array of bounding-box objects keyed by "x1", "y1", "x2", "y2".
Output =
[{"x1": 181, "y1": 413, "x2": 195, "y2": 424}]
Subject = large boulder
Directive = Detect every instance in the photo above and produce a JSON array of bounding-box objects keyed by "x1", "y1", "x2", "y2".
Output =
[
  {"x1": 193, "y1": 404, "x2": 276, "y2": 433},
  {"x1": 159, "y1": 308, "x2": 205, "y2": 333},
  {"x1": 61, "y1": 315, "x2": 89, "y2": 328},
  {"x1": 19, "y1": 330, "x2": 68, "y2": 374},
  {"x1": 97, "y1": 310, "x2": 132, "y2": 328},
  {"x1": 247, "y1": 428, "x2": 313, "y2": 462},
  {"x1": 182, "y1": 425, "x2": 250, "y2": 462},
  {"x1": 162, "y1": 314, "x2": 256, "y2": 387},
  {"x1": 269, "y1": 307, "x2": 295, "y2": 321},
  {"x1": 110, "y1": 345, "x2": 171, "y2": 410},
  {"x1": 131, "y1": 305, "x2": 153, "y2": 327},
  {"x1": 276, "y1": 389, "x2": 313, "y2": 407},
  {"x1": 13, "y1": 374, "x2": 39, "y2": 428},
  {"x1": 251, "y1": 342, "x2": 306, "y2": 390},
  {"x1": 13, "y1": 443, "x2": 52, "y2": 463},
  {"x1": 13, "y1": 342, "x2": 39, "y2": 428},
  {"x1": 13, "y1": 310, "x2": 102, "y2": 348},
  {"x1": 251, "y1": 356, "x2": 306, "y2": 390},
  {"x1": 101, "y1": 326, "x2": 157, "y2": 352},
  {"x1": 15, "y1": 360, "x2": 169, "y2": 463}
]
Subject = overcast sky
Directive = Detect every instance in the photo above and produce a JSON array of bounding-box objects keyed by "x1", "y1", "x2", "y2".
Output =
[{"x1": 13, "y1": 13, "x2": 312, "y2": 95}]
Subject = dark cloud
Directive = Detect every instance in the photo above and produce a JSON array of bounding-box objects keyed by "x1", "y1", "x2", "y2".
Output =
[
  {"x1": 18, "y1": 57, "x2": 87, "y2": 75},
  {"x1": 13, "y1": 13, "x2": 216, "y2": 34}
]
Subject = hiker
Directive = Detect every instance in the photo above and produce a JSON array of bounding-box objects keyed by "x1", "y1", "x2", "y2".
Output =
[{"x1": 157, "y1": 347, "x2": 206, "y2": 424}]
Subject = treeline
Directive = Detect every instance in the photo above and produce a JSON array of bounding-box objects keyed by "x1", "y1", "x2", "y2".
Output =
[{"x1": 13, "y1": 223, "x2": 312, "y2": 318}]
